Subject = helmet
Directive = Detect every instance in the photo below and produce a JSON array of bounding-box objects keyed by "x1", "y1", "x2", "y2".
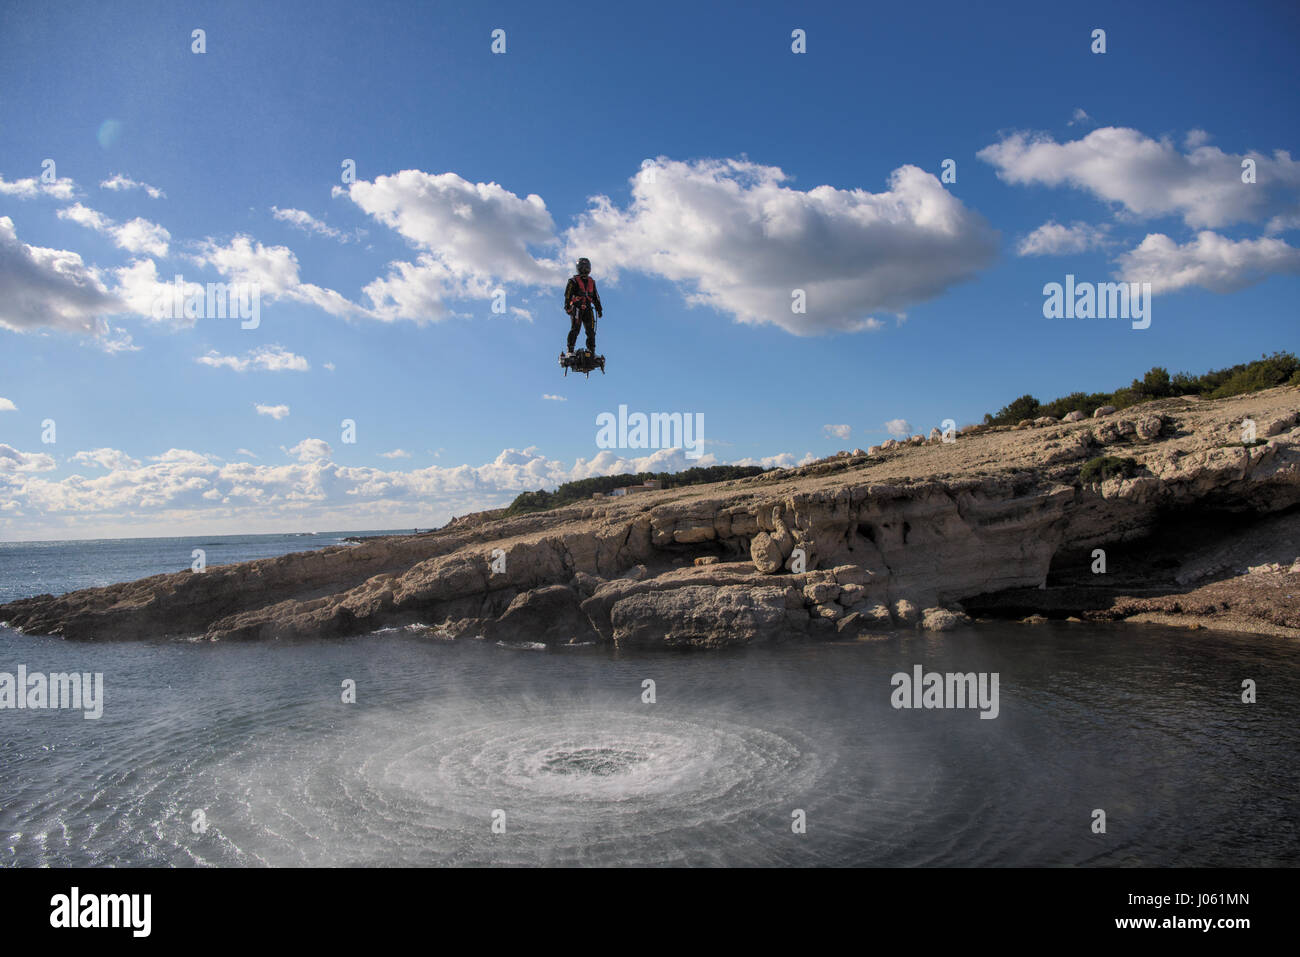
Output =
[{"x1": 576, "y1": 257, "x2": 591, "y2": 276}]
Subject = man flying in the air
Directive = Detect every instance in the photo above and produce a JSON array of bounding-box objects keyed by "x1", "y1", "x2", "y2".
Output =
[{"x1": 564, "y1": 257, "x2": 602, "y2": 357}]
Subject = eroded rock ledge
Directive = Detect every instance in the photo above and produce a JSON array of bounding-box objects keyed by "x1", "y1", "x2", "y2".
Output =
[{"x1": 3, "y1": 387, "x2": 1298, "y2": 646}]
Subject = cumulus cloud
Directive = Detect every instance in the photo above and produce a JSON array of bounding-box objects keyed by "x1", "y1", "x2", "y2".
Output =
[
  {"x1": 885, "y1": 419, "x2": 913, "y2": 438},
  {"x1": 286, "y1": 438, "x2": 332, "y2": 462},
  {"x1": 191, "y1": 235, "x2": 360, "y2": 317},
  {"x1": 823, "y1": 424, "x2": 851, "y2": 440},
  {"x1": 100, "y1": 173, "x2": 165, "y2": 199},
  {"x1": 1116, "y1": 231, "x2": 1300, "y2": 293},
  {"x1": 255, "y1": 404, "x2": 291, "y2": 420},
  {"x1": 0, "y1": 397, "x2": 16, "y2": 412},
  {"x1": 731, "y1": 452, "x2": 815, "y2": 469},
  {"x1": 198, "y1": 346, "x2": 310, "y2": 373},
  {"x1": 378, "y1": 449, "x2": 411, "y2": 459},
  {"x1": 0, "y1": 441, "x2": 805, "y2": 537},
  {"x1": 110, "y1": 257, "x2": 204, "y2": 325},
  {"x1": 565, "y1": 158, "x2": 997, "y2": 335},
  {"x1": 0, "y1": 444, "x2": 57, "y2": 473},
  {"x1": 271, "y1": 206, "x2": 353, "y2": 242},
  {"x1": 58, "y1": 203, "x2": 171, "y2": 257},
  {"x1": 979, "y1": 127, "x2": 1300, "y2": 229},
  {"x1": 0, "y1": 174, "x2": 77, "y2": 200},
  {"x1": 0, "y1": 216, "x2": 121, "y2": 333},
  {"x1": 1017, "y1": 220, "x2": 1111, "y2": 256},
  {"x1": 70, "y1": 448, "x2": 140, "y2": 470},
  {"x1": 338, "y1": 170, "x2": 564, "y2": 322}
]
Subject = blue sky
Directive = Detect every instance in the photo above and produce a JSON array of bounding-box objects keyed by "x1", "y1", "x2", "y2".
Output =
[{"x1": 1, "y1": 0, "x2": 1297, "y2": 539}]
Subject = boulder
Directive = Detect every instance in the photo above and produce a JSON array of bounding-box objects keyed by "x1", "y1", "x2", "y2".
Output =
[
  {"x1": 813, "y1": 602, "x2": 843, "y2": 621},
  {"x1": 920, "y1": 607, "x2": 971, "y2": 631},
  {"x1": 1093, "y1": 405, "x2": 1117, "y2": 418},
  {"x1": 863, "y1": 603, "x2": 894, "y2": 628},
  {"x1": 1063, "y1": 410, "x2": 1086, "y2": 422},
  {"x1": 610, "y1": 584, "x2": 791, "y2": 648},
  {"x1": 893, "y1": 598, "x2": 918, "y2": 626},
  {"x1": 750, "y1": 532, "x2": 784, "y2": 574},
  {"x1": 486, "y1": 585, "x2": 591, "y2": 644},
  {"x1": 836, "y1": 611, "x2": 864, "y2": 634},
  {"x1": 838, "y1": 583, "x2": 867, "y2": 606},
  {"x1": 803, "y1": 580, "x2": 840, "y2": 604},
  {"x1": 832, "y1": 564, "x2": 873, "y2": 587},
  {"x1": 1135, "y1": 414, "x2": 1164, "y2": 441}
]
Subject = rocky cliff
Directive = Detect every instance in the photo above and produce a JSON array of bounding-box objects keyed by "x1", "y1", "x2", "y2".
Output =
[{"x1": 3, "y1": 387, "x2": 1298, "y2": 645}]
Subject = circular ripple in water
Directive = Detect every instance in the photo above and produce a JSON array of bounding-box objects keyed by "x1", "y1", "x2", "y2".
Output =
[{"x1": 198, "y1": 704, "x2": 827, "y2": 866}]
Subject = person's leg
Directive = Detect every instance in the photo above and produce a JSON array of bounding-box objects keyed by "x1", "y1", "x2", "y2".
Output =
[
  {"x1": 584, "y1": 309, "x2": 596, "y2": 353},
  {"x1": 566, "y1": 311, "x2": 580, "y2": 353}
]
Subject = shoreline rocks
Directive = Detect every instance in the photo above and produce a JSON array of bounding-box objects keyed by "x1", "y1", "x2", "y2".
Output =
[{"x1": 3, "y1": 386, "x2": 1298, "y2": 647}]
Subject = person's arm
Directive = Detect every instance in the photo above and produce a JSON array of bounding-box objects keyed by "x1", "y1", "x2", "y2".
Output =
[
  {"x1": 563, "y1": 277, "x2": 574, "y2": 310},
  {"x1": 592, "y1": 281, "x2": 602, "y2": 316}
]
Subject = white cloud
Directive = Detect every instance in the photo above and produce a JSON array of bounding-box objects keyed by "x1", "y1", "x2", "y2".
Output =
[
  {"x1": 70, "y1": 448, "x2": 140, "y2": 470},
  {"x1": 271, "y1": 206, "x2": 348, "y2": 242},
  {"x1": 0, "y1": 444, "x2": 57, "y2": 473},
  {"x1": 378, "y1": 449, "x2": 411, "y2": 459},
  {"x1": 542, "y1": 393, "x2": 567, "y2": 401},
  {"x1": 100, "y1": 173, "x2": 165, "y2": 199},
  {"x1": 344, "y1": 170, "x2": 562, "y2": 278},
  {"x1": 823, "y1": 424, "x2": 851, "y2": 440},
  {"x1": 0, "y1": 398, "x2": 16, "y2": 412},
  {"x1": 979, "y1": 127, "x2": 1300, "y2": 229},
  {"x1": 339, "y1": 170, "x2": 565, "y2": 322},
  {"x1": 565, "y1": 158, "x2": 997, "y2": 335},
  {"x1": 235, "y1": 448, "x2": 258, "y2": 458},
  {"x1": 58, "y1": 203, "x2": 171, "y2": 257},
  {"x1": 286, "y1": 438, "x2": 332, "y2": 462},
  {"x1": 191, "y1": 235, "x2": 360, "y2": 318},
  {"x1": 1068, "y1": 108, "x2": 1093, "y2": 127},
  {"x1": 0, "y1": 216, "x2": 121, "y2": 334},
  {"x1": 1116, "y1": 231, "x2": 1300, "y2": 293},
  {"x1": 94, "y1": 326, "x2": 140, "y2": 354},
  {"x1": 730, "y1": 452, "x2": 815, "y2": 469},
  {"x1": 0, "y1": 174, "x2": 77, "y2": 200},
  {"x1": 110, "y1": 257, "x2": 204, "y2": 325},
  {"x1": 323, "y1": 362, "x2": 336, "y2": 372},
  {"x1": 198, "y1": 346, "x2": 310, "y2": 373},
  {"x1": 1017, "y1": 220, "x2": 1111, "y2": 256},
  {"x1": 885, "y1": 419, "x2": 913, "y2": 438},
  {"x1": 0, "y1": 442, "x2": 807, "y2": 537},
  {"x1": 255, "y1": 404, "x2": 291, "y2": 420}
]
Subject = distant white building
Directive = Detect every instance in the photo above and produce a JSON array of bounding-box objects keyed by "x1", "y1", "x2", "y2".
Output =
[{"x1": 610, "y1": 480, "x2": 661, "y2": 497}]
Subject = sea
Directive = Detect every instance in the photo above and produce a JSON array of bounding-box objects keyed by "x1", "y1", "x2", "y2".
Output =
[{"x1": 1, "y1": 531, "x2": 1297, "y2": 866}]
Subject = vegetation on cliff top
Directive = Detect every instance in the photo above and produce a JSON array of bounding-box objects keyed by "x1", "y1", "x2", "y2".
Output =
[
  {"x1": 504, "y1": 465, "x2": 769, "y2": 516},
  {"x1": 984, "y1": 351, "x2": 1299, "y2": 427}
]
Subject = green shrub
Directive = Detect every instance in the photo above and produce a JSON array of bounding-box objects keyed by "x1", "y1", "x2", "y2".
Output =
[
  {"x1": 1080, "y1": 455, "x2": 1139, "y2": 484},
  {"x1": 503, "y1": 465, "x2": 769, "y2": 516},
  {"x1": 984, "y1": 352, "x2": 1297, "y2": 425}
]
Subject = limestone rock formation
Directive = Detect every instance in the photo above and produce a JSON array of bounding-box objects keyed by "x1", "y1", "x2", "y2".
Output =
[{"x1": 3, "y1": 387, "x2": 1298, "y2": 645}]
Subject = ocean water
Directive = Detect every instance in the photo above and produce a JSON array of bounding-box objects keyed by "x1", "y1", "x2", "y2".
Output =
[
  {"x1": 1, "y1": 535, "x2": 1297, "y2": 867},
  {"x1": 0, "y1": 531, "x2": 405, "y2": 605}
]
